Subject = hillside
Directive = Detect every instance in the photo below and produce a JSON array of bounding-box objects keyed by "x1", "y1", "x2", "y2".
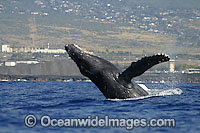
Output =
[{"x1": 0, "y1": 0, "x2": 200, "y2": 60}]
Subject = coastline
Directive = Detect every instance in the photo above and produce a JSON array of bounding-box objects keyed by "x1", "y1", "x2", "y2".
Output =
[{"x1": 0, "y1": 73, "x2": 199, "y2": 83}]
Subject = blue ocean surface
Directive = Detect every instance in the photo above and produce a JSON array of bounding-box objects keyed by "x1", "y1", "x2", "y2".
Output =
[{"x1": 0, "y1": 81, "x2": 200, "y2": 133}]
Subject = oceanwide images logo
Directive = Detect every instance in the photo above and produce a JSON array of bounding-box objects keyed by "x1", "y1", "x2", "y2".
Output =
[{"x1": 24, "y1": 114, "x2": 176, "y2": 129}]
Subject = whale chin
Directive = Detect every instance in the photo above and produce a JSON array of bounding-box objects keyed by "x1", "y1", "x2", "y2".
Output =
[{"x1": 65, "y1": 44, "x2": 170, "y2": 99}]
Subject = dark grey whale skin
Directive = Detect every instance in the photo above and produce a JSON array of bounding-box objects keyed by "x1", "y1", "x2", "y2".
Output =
[{"x1": 65, "y1": 44, "x2": 170, "y2": 99}]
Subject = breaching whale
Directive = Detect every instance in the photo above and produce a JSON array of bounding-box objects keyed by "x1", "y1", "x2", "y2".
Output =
[{"x1": 65, "y1": 44, "x2": 170, "y2": 99}]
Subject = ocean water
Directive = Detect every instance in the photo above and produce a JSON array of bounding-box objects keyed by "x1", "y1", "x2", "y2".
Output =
[{"x1": 0, "y1": 81, "x2": 200, "y2": 133}]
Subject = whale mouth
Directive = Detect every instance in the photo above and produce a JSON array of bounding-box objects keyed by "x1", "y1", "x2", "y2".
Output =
[
  {"x1": 65, "y1": 44, "x2": 81, "y2": 55},
  {"x1": 65, "y1": 44, "x2": 93, "y2": 55}
]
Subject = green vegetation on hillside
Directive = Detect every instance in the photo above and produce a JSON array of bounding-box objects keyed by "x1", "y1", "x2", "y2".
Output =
[{"x1": 0, "y1": 0, "x2": 200, "y2": 71}]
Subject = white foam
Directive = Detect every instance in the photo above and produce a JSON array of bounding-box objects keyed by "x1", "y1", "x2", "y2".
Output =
[{"x1": 148, "y1": 88, "x2": 183, "y2": 96}]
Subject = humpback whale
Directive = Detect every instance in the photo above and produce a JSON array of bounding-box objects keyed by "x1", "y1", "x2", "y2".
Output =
[{"x1": 65, "y1": 44, "x2": 170, "y2": 99}]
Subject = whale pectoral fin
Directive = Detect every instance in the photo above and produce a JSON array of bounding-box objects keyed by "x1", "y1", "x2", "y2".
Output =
[{"x1": 119, "y1": 54, "x2": 170, "y2": 82}]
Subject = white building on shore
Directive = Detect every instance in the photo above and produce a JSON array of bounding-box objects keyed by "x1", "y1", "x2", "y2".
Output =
[
  {"x1": 2, "y1": 45, "x2": 13, "y2": 52},
  {"x1": 1, "y1": 45, "x2": 66, "y2": 54}
]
